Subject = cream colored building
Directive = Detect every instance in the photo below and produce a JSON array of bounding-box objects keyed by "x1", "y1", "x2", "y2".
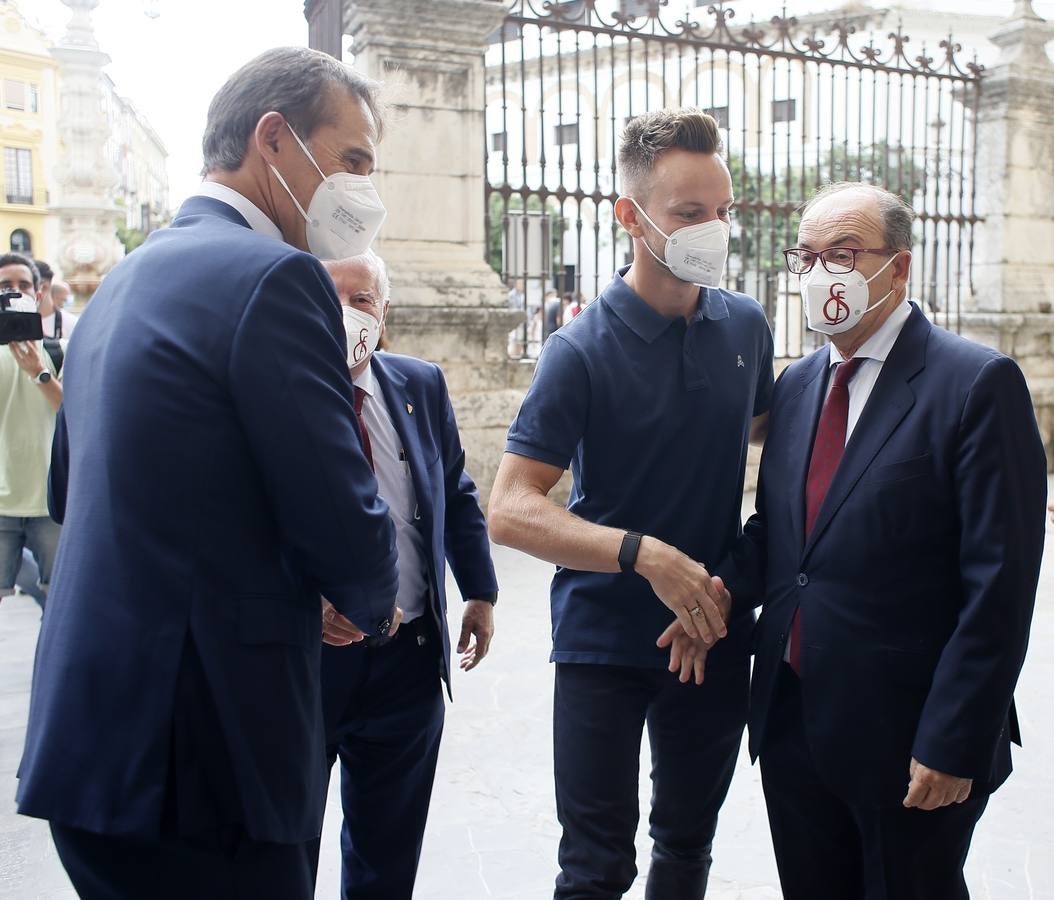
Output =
[
  {"x1": 103, "y1": 73, "x2": 168, "y2": 239},
  {"x1": 0, "y1": 2, "x2": 60, "y2": 261},
  {"x1": 0, "y1": 0, "x2": 167, "y2": 289}
]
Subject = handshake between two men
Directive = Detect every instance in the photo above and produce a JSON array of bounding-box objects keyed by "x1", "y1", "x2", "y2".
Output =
[{"x1": 639, "y1": 539, "x2": 732, "y2": 687}]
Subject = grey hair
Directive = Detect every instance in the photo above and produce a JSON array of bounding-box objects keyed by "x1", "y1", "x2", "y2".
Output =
[
  {"x1": 355, "y1": 249, "x2": 391, "y2": 303},
  {"x1": 201, "y1": 47, "x2": 383, "y2": 174},
  {"x1": 801, "y1": 182, "x2": 915, "y2": 251}
]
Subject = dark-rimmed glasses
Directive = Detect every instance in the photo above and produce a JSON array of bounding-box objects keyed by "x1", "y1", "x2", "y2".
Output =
[{"x1": 783, "y1": 247, "x2": 894, "y2": 275}]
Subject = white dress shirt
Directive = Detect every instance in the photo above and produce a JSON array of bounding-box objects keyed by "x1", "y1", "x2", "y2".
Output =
[
  {"x1": 353, "y1": 361, "x2": 429, "y2": 623},
  {"x1": 826, "y1": 300, "x2": 913, "y2": 444},
  {"x1": 192, "y1": 182, "x2": 283, "y2": 242}
]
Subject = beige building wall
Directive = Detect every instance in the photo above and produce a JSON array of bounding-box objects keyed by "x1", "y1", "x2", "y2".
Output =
[{"x1": 0, "y1": 2, "x2": 60, "y2": 263}]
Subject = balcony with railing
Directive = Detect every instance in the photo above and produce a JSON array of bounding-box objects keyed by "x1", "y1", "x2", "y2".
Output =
[{"x1": 0, "y1": 185, "x2": 48, "y2": 209}]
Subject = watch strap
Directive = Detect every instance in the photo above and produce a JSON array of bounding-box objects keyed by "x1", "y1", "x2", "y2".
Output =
[{"x1": 618, "y1": 531, "x2": 644, "y2": 574}]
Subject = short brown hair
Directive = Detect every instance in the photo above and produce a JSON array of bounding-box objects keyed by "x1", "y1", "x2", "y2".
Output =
[{"x1": 618, "y1": 108, "x2": 723, "y2": 194}]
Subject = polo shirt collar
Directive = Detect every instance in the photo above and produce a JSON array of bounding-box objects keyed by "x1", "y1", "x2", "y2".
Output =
[{"x1": 604, "y1": 266, "x2": 729, "y2": 344}]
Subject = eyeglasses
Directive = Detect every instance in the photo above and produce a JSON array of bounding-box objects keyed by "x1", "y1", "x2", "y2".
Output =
[{"x1": 782, "y1": 246, "x2": 895, "y2": 275}]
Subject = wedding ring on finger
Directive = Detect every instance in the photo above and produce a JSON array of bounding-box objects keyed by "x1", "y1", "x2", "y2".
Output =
[{"x1": 690, "y1": 607, "x2": 705, "y2": 618}]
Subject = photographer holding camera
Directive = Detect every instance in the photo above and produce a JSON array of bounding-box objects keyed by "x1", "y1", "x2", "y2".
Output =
[{"x1": 0, "y1": 252, "x2": 63, "y2": 606}]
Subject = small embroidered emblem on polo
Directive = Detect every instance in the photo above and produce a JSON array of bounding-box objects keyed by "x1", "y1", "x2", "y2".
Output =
[{"x1": 737, "y1": 355, "x2": 745, "y2": 368}]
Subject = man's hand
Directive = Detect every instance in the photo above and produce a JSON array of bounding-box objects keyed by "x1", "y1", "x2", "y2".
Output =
[
  {"x1": 656, "y1": 576, "x2": 731, "y2": 684},
  {"x1": 636, "y1": 537, "x2": 729, "y2": 643},
  {"x1": 321, "y1": 598, "x2": 364, "y2": 646},
  {"x1": 457, "y1": 600, "x2": 495, "y2": 671},
  {"x1": 321, "y1": 599, "x2": 404, "y2": 646},
  {"x1": 9, "y1": 341, "x2": 44, "y2": 377},
  {"x1": 657, "y1": 627, "x2": 709, "y2": 685},
  {"x1": 903, "y1": 758, "x2": 972, "y2": 811}
]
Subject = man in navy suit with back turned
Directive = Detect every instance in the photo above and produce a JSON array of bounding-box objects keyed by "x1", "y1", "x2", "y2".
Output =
[
  {"x1": 313, "y1": 253, "x2": 498, "y2": 899},
  {"x1": 17, "y1": 48, "x2": 401, "y2": 899},
  {"x1": 662, "y1": 182, "x2": 1047, "y2": 899}
]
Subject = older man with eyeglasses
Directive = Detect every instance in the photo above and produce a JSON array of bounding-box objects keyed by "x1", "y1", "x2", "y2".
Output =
[{"x1": 660, "y1": 181, "x2": 1047, "y2": 900}]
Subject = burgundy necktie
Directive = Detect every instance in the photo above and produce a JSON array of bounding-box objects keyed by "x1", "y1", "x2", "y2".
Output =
[
  {"x1": 353, "y1": 386, "x2": 374, "y2": 471},
  {"x1": 790, "y1": 357, "x2": 865, "y2": 675}
]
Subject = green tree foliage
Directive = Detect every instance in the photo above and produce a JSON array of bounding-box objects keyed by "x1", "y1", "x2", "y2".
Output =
[{"x1": 116, "y1": 224, "x2": 147, "y2": 255}]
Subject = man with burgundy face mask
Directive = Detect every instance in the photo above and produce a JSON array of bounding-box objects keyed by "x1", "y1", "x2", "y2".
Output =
[
  {"x1": 17, "y1": 48, "x2": 399, "y2": 899},
  {"x1": 674, "y1": 182, "x2": 1047, "y2": 899},
  {"x1": 490, "y1": 108, "x2": 774, "y2": 899},
  {"x1": 313, "y1": 253, "x2": 497, "y2": 899}
]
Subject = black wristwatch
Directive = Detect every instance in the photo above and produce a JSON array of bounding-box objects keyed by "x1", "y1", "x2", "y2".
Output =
[
  {"x1": 471, "y1": 593, "x2": 498, "y2": 606},
  {"x1": 33, "y1": 370, "x2": 52, "y2": 385},
  {"x1": 618, "y1": 531, "x2": 644, "y2": 574}
]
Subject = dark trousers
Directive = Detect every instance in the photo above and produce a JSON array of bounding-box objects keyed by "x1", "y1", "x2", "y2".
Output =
[
  {"x1": 760, "y1": 665, "x2": 989, "y2": 900},
  {"x1": 553, "y1": 660, "x2": 748, "y2": 900},
  {"x1": 51, "y1": 632, "x2": 316, "y2": 899},
  {"x1": 51, "y1": 821, "x2": 314, "y2": 900},
  {"x1": 313, "y1": 615, "x2": 446, "y2": 900}
]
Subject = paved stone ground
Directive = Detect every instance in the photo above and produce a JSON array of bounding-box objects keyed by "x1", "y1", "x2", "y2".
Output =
[{"x1": 2, "y1": 485, "x2": 1053, "y2": 899}]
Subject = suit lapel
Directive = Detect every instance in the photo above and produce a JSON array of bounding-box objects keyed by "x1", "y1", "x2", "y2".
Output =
[
  {"x1": 802, "y1": 307, "x2": 930, "y2": 562},
  {"x1": 782, "y1": 349, "x2": 831, "y2": 554},
  {"x1": 371, "y1": 356, "x2": 432, "y2": 525}
]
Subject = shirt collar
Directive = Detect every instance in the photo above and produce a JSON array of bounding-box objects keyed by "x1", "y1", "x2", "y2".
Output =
[
  {"x1": 604, "y1": 266, "x2": 730, "y2": 343},
  {"x1": 192, "y1": 182, "x2": 283, "y2": 242},
  {"x1": 829, "y1": 300, "x2": 913, "y2": 367},
  {"x1": 351, "y1": 359, "x2": 376, "y2": 398}
]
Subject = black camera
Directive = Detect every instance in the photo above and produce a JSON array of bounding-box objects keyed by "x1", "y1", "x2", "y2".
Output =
[{"x1": 0, "y1": 288, "x2": 43, "y2": 345}]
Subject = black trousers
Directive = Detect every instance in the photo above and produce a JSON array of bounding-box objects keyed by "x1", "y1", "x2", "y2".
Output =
[
  {"x1": 313, "y1": 615, "x2": 446, "y2": 900},
  {"x1": 552, "y1": 660, "x2": 748, "y2": 900},
  {"x1": 51, "y1": 822, "x2": 314, "y2": 900},
  {"x1": 760, "y1": 665, "x2": 989, "y2": 900}
]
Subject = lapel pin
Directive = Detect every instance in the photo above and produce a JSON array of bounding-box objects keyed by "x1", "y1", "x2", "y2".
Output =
[{"x1": 406, "y1": 402, "x2": 414, "y2": 414}]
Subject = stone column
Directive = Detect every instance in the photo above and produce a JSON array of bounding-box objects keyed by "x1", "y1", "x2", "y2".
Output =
[
  {"x1": 964, "y1": 0, "x2": 1054, "y2": 466},
  {"x1": 49, "y1": 0, "x2": 123, "y2": 305},
  {"x1": 340, "y1": 0, "x2": 526, "y2": 501}
]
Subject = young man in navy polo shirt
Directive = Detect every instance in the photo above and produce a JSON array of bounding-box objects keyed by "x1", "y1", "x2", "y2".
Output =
[{"x1": 489, "y1": 108, "x2": 774, "y2": 899}]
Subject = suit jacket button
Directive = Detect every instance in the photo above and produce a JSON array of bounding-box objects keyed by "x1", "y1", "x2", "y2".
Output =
[{"x1": 797, "y1": 573, "x2": 809, "y2": 587}]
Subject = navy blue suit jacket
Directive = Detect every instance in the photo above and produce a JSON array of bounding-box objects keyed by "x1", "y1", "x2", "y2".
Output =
[
  {"x1": 17, "y1": 196, "x2": 399, "y2": 843},
  {"x1": 324, "y1": 352, "x2": 497, "y2": 695},
  {"x1": 721, "y1": 305, "x2": 1047, "y2": 804}
]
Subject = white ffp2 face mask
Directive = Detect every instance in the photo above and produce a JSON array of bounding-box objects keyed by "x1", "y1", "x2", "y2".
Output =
[
  {"x1": 343, "y1": 305, "x2": 382, "y2": 367},
  {"x1": 800, "y1": 252, "x2": 900, "y2": 335},
  {"x1": 629, "y1": 199, "x2": 729, "y2": 287},
  {"x1": 6, "y1": 293, "x2": 37, "y2": 313},
  {"x1": 269, "y1": 123, "x2": 387, "y2": 259}
]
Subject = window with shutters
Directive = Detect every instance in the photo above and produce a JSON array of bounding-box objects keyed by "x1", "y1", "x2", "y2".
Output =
[{"x1": 4, "y1": 80, "x2": 25, "y2": 111}]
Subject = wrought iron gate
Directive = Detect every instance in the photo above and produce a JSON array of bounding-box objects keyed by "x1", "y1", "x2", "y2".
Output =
[{"x1": 484, "y1": 0, "x2": 984, "y2": 359}]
